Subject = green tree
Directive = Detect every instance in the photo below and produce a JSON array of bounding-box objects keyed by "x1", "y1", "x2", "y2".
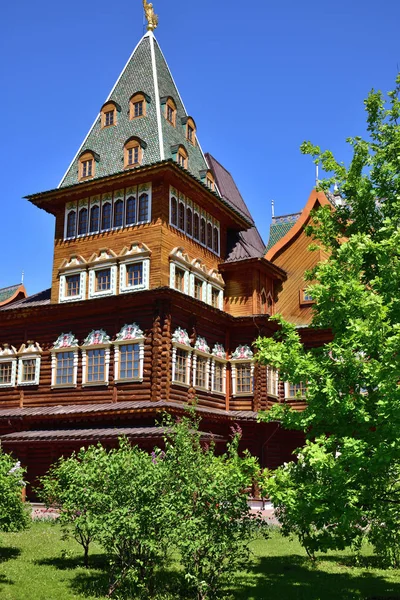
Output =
[
  {"x1": 256, "y1": 76, "x2": 400, "y2": 563},
  {"x1": 0, "y1": 447, "x2": 29, "y2": 534},
  {"x1": 163, "y1": 413, "x2": 265, "y2": 600}
]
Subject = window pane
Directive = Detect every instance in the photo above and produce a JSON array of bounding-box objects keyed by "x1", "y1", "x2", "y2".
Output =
[
  {"x1": 119, "y1": 344, "x2": 140, "y2": 379},
  {"x1": 114, "y1": 200, "x2": 124, "y2": 228},
  {"x1": 89, "y1": 205, "x2": 100, "y2": 232},
  {"x1": 56, "y1": 351, "x2": 74, "y2": 385},
  {"x1": 213, "y1": 362, "x2": 224, "y2": 393},
  {"x1": 186, "y1": 208, "x2": 193, "y2": 236},
  {"x1": 193, "y1": 214, "x2": 200, "y2": 240},
  {"x1": 22, "y1": 359, "x2": 36, "y2": 383},
  {"x1": 194, "y1": 278, "x2": 202, "y2": 301},
  {"x1": 236, "y1": 364, "x2": 252, "y2": 394},
  {"x1": 138, "y1": 193, "x2": 149, "y2": 222},
  {"x1": 78, "y1": 208, "x2": 88, "y2": 235},
  {"x1": 0, "y1": 362, "x2": 13, "y2": 385},
  {"x1": 175, "y1": 349, "x2": 187, "y2": 383},
  {"x1": 66, "y1": 211, "x2": 76, "y2": 238},
  {"x1": 178, "y1": 203, "x2": 185, "y2": 230},
  {"x1": 87, "y1": 349, "x2": 105, "y2": 382},
  {"x1": 200, "y1": 218, "x2": 206, "y2": 244},
  {"x1": 101, "y1": 202, "x2": 112, "y2": 230},
  {"x1": 66, "y1": 274, "x2": 80, "y2": 297},
  {"x1": 127, "y1": 263, "x2": 143, "y2": 287},
  {"x1": 207, "y1": 223, "x2": 213, "y2": 248},
  {"x1": 195, "y1": 357, "x2": 207, "y2": 388},
  {"x1": 175, "y1": 268, "x2": 185, "y2": 291},
  {"x1": 171, "y1": 197, "x2": 177, "y2": 226},
  {"x1": 126, "y1": 196, "x2": 136, "y2": 225},
  {"x1": 96, "y1": 269, "x2": 111, "y2": 291}
]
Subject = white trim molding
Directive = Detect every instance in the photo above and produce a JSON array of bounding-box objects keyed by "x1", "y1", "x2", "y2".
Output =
[
  {"x1": 17, "y1": 341, "x2": 42, "y2": 386},
  {"x1": 59, "y1": 255, "x2": 87, "y2": 303},
  {"x1": 171, "y1": 327, "x2": 192, "y2": 386},
  {"x1": 119, "y1": 243, "x2": 151, "y2": 294},
  {"x1": 88, "y1": 249, "x2": 118, "y2": 299},
  {"x1": 192, "y1": 337, "x2": 211, "y2": 391},
  {"x1": 50, "y1": 333, "x2": 79, "y2": 388},
  {"x1": 0, "y1": 344, "x2": 17, "y2": 388},
  {"x1": 81, "y1": 329, "x2": 111, "y2": 386},
  {"x1": 113, "y1": 323, "x2": 145, "y2": 383},
  {"x1": 230, "y1": 345, "x2": 254, "y2": 397}
]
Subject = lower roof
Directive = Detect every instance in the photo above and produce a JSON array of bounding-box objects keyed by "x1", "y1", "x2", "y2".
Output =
[{"x1": 0, "y1": 426, "x2": 225, "y2": 444}]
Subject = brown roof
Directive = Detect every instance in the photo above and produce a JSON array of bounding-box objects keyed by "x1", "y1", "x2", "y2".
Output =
[
  {"x1": 206, "y1": 153, "x2": 255, "y2": 224},
  {"x1": 0, "y1": 400, "x2": 258, "y2": 422},
  {"x1": 0, "y1": 426, "x2": 226, "y2": 444},
  {"x1": 225, "y1": 226, "x2": 266, "y2": 262},
  {"x1": 0, "y1": 288, "x2": 51, "y2": 311}
]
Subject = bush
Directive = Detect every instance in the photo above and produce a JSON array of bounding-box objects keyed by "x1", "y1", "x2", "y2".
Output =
[{"x1": 0, "y1": 446, "x2": 29, "y2": 534}]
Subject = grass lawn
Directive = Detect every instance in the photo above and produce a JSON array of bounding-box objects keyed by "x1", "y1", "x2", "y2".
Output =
[{"x1": 1, "y1": 522, "x2": 400, "y2": 599}]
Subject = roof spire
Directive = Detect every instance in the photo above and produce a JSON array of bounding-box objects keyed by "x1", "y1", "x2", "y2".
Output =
[{"x1": 143, "y1": 0, "x2": 159, "y2": 31}]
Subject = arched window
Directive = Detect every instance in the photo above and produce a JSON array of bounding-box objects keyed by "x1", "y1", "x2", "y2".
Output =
[
  {"x1": 178, "y1": 202, "x2": 185, "y2": 230},
  {"x1": 129, "y1": 93, "x2": 147, "y2": 120},
  {"x1": 185, "y1": 117, "x2": 196, "y2": 146},
  {"x1": 101, "y1": 202, "x2": 112, "y2": 230},
  {"x1": 207, "y1": 222, "x2": 213, "y2": 249},
  {"x1": 100, "y1": 101, "x2": 118, "y2": 128},
  {"x1": 89, "y1": 205, "x2": 100, "y2": 233},
  {"x1": 66, "y1": 211, "x2": 76, "y2": 238},
  {"x1": 200, "y1": 217, "x2": 206, "y2": 245},
  {"x1": 113, "y1": 199, "x2": 124, "y2": 228},
  {"x1": 78, "y1": 208, "x2": 88, "y2": 235},
  {"x1": 213, "y1": 227, "x2": 219, "y2": 254},
  {"x1": 186, "y1": 207, "x2": 193, "y2": 236},
  {"x1": 177, "y1": 146, "x2": 188, "y2": 169},
  {"x1": 193, "y1": 213, "x2": 200, "y2": 240},
  {"x1": 138, "y1": 193, "x2": 149, "y2": 222},
  {"x1": 165, "y1": 97, "x2": 177, "y2": 126},
  {"x1": 79, "y1": 151, "x2": 96, "y2": 180},
  {"x1": 126, "y1": 196, "x2": 136, "y2": 225},
  {"x1": 171, "y1": 197, "x2": 178, "y2": 226},
  {"x1": 124, "y1": 138, "x2": 143, "y2": 169}
]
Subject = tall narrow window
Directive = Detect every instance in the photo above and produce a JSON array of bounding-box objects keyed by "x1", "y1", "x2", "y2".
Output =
[
  {"x1": 105, "y1": 111, "x2": 114, "y2": 126},
  {"x1": 138, "y1": 193, "x2": 149, "y2": 222},
  {"x1": 186, "y1": 208, "x2": 193, "y2": 236},
  {"x1": 66, "y1": 211, "x2": 76, "y2": 238},
  {"x1": 87, "y1": 349, "x2": 105, "y2": 383},
  {"x1": 82, "y1": 329, "x2": 111, "y2": 386},
  {"x1": 267, "y1": 367, "x2": 279, "y2": 397},
  {"x1": 195, "y1": 356, "x2": 208, "y2": 388},
  {"x1": 175, "y1": 349, "x2": 188, "y2": 383},
  {"x1": 194, "y1": 213, "x2": 200, "y2": 240},
  {"x1": 178, "y1": 202, "x2": 185, "y2": 230},
  {"x1": 165, "y1": 98, "x2": 177, "y2": 126},
  {"x1": 130, "y1": 93, "x2": 147, "y2": 120},
  {"x1": 175, "y1": 268, "x2": 185, "y2": 292},
  {"x1": 89, "y1": 205, "x2": 100, "y2": 233},
  {"x1": 171, "y1": 197, "x2": 178, "y2": 226},
  {"x1": 78, "y1": 208, "x2": 88, "y2": 235},
  {"x1": 101, "y1": 202, "x2": 112, "y2": 230},
  {"x1": 207, "y1": 222, "x2": 213, "y2": 249},
  {"x1": 113, "y1": 199, "x2": 124, "y2": 228},
  {"x1": 194, "y1": 278, "x2": 203, "y2": 301},
  {"x1": 213, "y1": 227, "x2": 219, "y2": 254},
  {"x1": 200, "y1": 218, "x2": 206, "y2": 245},
  {"x1": 126, "y1": 196, "x2": 136, "y2": 225}
]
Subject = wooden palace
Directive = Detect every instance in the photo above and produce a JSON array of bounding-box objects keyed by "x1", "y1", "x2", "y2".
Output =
[{"x1": 0, "y1": 8, "x2": 331, "y2": 498}]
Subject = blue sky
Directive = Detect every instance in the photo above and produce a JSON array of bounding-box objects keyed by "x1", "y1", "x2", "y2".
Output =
[{"x1": 1, "y1": 0, "x2": 399, "y2": 294}]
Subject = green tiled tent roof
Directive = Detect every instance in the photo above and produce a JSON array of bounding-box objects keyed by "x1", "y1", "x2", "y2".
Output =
[
  {"x1": 60, "y1": 32, "x2": 208, "y2": 187},
  {"x1": 265, "y1": 213, "x2": 301, "y2": 252},
  {"x1": 0, "y1": 284, "x2": 21, "y2": 304}
]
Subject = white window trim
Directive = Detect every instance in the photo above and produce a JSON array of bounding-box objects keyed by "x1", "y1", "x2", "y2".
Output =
[
  {"x1": 59, "y1": 270, "x2": 87, "y2": 303},
  {"x1": 284, "y1": 381, "x2": 307, "y2": 400},
  {"x1": 64, "y1": 204, "x2": 77, "y2": 240},
  {"x1": 17, "y1": 342, "x2": 42, "y2": 387},
  {"x1": 208, "y1": 283, "x2": 224, "y2": 310},
  {"x1": 114, "y1": 337, "x2": 145, "y2": 383},
  {"x1": 267, "y1": 366, "x2": 279, "y2": 398},
  {"x1": 189, "y1": 273, "x2": 207, "y2": 302},
  {"x1": 112, "y1": 190, "x2": 125, "y2": 230},
  {"x1": 171, "y1": 343, "x2": 192, "y2": 386},
  {"x1": 88, "y1": 197, "x2": 101, "y2": 235},
  {"x1": 77, "y1": 200, "x2": 89, "y2": 237},
  {"x1": 211, "y1": 358, "x2": 227, "y2": 395},
  {"x1": 0, "y1": 346, "x2": 17, "y2": 388},
  {"x1": 88, "y1": 264, "x2": 117, "y2": 299},
  {"x1": 170, "y1": 262, "x2": 190, "y2": 294},
  {"x1": 119, "y1": 258, "x2": 150, "y2": 294},
  {"x1": 51, "y1": 347, "x2": 79, "y2": 388},
  {"x1": 137, "y1": 184, "x2": 152, "y2": 224},
  {"x1": 231, "y1": 359, "x2": 255, "y2": 397},
  {"x1": 192, "y1": 350, "x2": 211, "y2": 391}
]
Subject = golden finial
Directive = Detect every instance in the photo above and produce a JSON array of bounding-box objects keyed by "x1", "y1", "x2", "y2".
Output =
[{"x1": 143, "y1": 0, "x2": 158, "y2": 31}]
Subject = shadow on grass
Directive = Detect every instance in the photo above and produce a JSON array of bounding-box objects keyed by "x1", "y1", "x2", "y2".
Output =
[
  {"x1": 0, "y1": 546, "x2": 20, "y2": 564},
  {"x1": 36, "y1": 553, "x2": 107, "y2": 571},
  {"x1": 231, "y1": 555, "x2": 400, "y2": 600}
]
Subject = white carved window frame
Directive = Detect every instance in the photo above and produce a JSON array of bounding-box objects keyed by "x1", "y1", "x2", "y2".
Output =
[
  {"x1": 171, "y1": 342, "x2": 192, "y2": 386},
  {"x1": 207, "y1": 283, "x2": 224, "y2": 310},
  {"x1": 64, "y1": 202, "x2": 78, "y2": 240},
  {"x1": 0, "y1": 346, "x2": 17, "y2": 388},
  {"x1": 169, "y1": 254, "x2": 190, "y2": 294},
  {"x1": 77, "y1": 199, "x2": 89, "y2": 237},
  {"x1": 114, "y1": 336, "x2": 145, "y2": 383},
  {"x1": 192, "y1": 349, "x2": 211, "y2": 391},
  {"x1": 82, "y1": 343, "x2": 111, "y2": 387},
  {"x1": 211, "y1": 358, "x2": 227, "y2": 395},
  {"x1": 112, "y1": 189, "x2": 125, "y2": 230},
  {"x1": 137, "y1": 183, "x2": 152, "y2": 224},
  {"x1": 101, "y1": 193, "x2": 113, "y2": 232},
  {"x1": 284, "y1": 381, "x2": 307, "y2": 400},
  {"x1": 59, "y1": 269, "x2": 87, "y2": 303},
  {"x1": 51, "y1": 346, "x2": 79, "y2": 388},
  {"x1": 267, "y1": 366, "x2": 279, "y2": 398},
  {"x1": 231, "y1": 359, "x2": 255, "y2": 397},
  {"x1": 169, "y1": 187, "x2": 178, "y2": 229},
  {"x1": 17, "y1": 342, "x2": 42, "y2": 387},
  {"x1": 88, "y1": 258, "x2": 118, "y2": 299},
  {"x1": 119, "y1": 245, "x2": 151, "y2": 295},
  {"x1": 88, "y1": 196, "x2": 101, "y2": 235}
]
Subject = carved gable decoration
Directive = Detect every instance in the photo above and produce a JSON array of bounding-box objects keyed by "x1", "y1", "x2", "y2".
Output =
[
  {"x1": 59, "y1": 255, "x2": 87, "y2": 271},
  {"x1": 83, "y1": 329, "x2": 111, "y2": 347},
  {"x1": 115, "y1": 323, "x2": 144, "y2": 341},
  {"x1": 119, "y1": 243, "x2": 151, "y2": 259},
  {"x1": 191, "y1": 258, "x2": 207, "y2": 275},
  {"x1": 194, "y1": 336, "x2": 210, "y2": 354},
  {"x1": 208, "y1": 269, "x2": 224, "y2": 285},
  {"x1": 231, "y1": 345, "x2": 253, "y2": 360},
  {"x1": 211, "y1": 343, "x2": 225, "y2": 359},
  {"x1": 0, "y1": 344, "x2": 17, "y2": 357},
  {"x1": 172, "y1": 327, "x2": 191, "y2": 347},
  {"x1": 170, "y1": 247, "x2": 190, "y2": 265},
  {"x1": 52, "y1": 333, "x2": 79, "y2": 350},
  {"x1": 88, "y1": 248, "x2": 118, "y2": 264},
  {"x1": 18, "y1": 341, "x2": 42, "y2": 355}
]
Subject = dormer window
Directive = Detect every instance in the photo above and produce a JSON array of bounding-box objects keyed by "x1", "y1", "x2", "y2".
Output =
[
  {"x1": 129, "y1": 93, "x2": 148, "y2": 120},
  {"x1": 200, "y1": 169, "x2": 215, "y2": 191},
  {"x1": 163, "y1": 97, "x2": 176, "y2": 126},
  {"x1": 182, "y1": 117, "x2": 196, "y2": 146},
  {"x1": 124, "y1": 137, "x2": 146, "y2": 169},
  {"x1": 178, "y1": 148, "x2": 187, "y2": 169},
  {"x1": 78, "y1": 151, "x2": 97, "y2": 181},
  {"x1": 100, "y1": 101, "x2": 120, "y2": 129}
]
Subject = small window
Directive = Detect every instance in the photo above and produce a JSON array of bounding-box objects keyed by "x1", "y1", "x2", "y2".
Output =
[
  {"x1": 186, "y1": 208, "x2": 193, "y2": 236},
  {"x1": 124, "y1": 139, "x2": 143, "y2": 169},
  {"x1": 178, "y1": 202, "x2": 185, "y2": 230},
  {"x1": 96, "y1": 269, "x2": 111, "y2": 292},
  {"x1": 236, "y1": 363, "x2": 252, "y2": 394},
  {"x1": 87, "y1": 348, "x2": 105, "y2": 383},
  {"x1": 17, "y1": 342, "x2": 42, "y2": 387},
  {"x1": 126, "y1": 196, "x2": 136, "y2": 226},
  {"x1": 207, "y1": 222, "x2": 213, "y2": 249},
  {"x1": 175, "y1": 348, "x2": 189, "y2": 384},
  {"x1": 200, "y1": 218, "x2": 206, "y2": 245},
  {"x1": 177, "y1": 147, "x2": 188, "y2": 169},
  {"x1": 286, "y1": 381, "x2": 307, "y2": 399},
  {"x1": 194, "y1": 278, "x2": 203, "y2": 301},
  {"x1": 175, "y1": 268, "x2": 185, "y2": 292},
  {"x1": 66, "y1": 274, "x2": 80, "y2": 297},
  {"x1": 211, "y1": 288, "x2": 220, "y2": 309},
  {"x1": 20, "y1": 359, "x2": 36, "y2": 383},
  {"x1": 193, "y1": 213, "x2": 200, "y2": 240},
  {"x1": 89, "y1": 205, "x2": 100, "y2": 233},
  {"x1": 119, "y1": 344, "x2": 140, "y2": 379},
  {"x1": 138, "y1": 193, "x2": 149, "y2": 222},
  {"x1": 101, "y1": 202, "x2": 112, "y2": 230},
  {"x1": 113, "y1": 199, "x2": 124, "y2": 228},
  {"x1": 171, "y1": 197, "x2": 178, "y2": 227},
  {"x1": 185, "y1": 117, "x2": 196, "y2": 146},
  {"x1": 101, "y1": 101, "x2": 118, "y2": 128},
  {"x1": 130, "y1": 93, "x2": 146, "y2": 120},
  {"x1": 78, "y1": 208, "x2": 88, "y2": 235},
  {"x1": 195, "y1": 356, "x2": 208, "y2": 389},
  {"x1": 206, "y1": 172, "x2": 215, "y2": 191},
  {"x1": 300, "y1": 289, "x2": 314, "y2": 306},
  {"x1": 126, "y1": 263, "x2": 143, "y2": 287},
  {"x1": 0, "y1": 362, "x2": 13, "y2": 386},
  {"x1": 165, "y1": 98, "x2": 177, "y2": 126},
  {"x1": 66, "y1": 211, "x2": 76, "y2": 238},
  {"x1": 213, "y1": 227, "x2": 219, "y2": 254},
  {"x1": 79, "y1": 151, "x2": 96, "y2": 180}
]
